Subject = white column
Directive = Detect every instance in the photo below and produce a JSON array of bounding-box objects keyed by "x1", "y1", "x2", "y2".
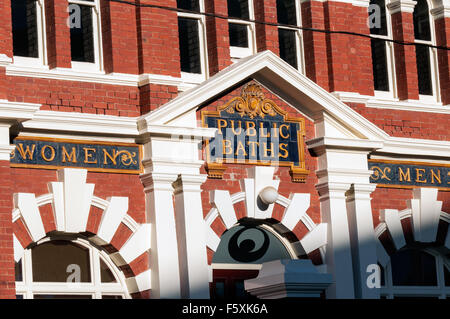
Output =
[
  {"x1": 141, "y1": 173, "x2": 181, "y2": 299},
  {"x1": 346, "y1": 183, "x2": 379, "y2": 299},
  {"x1": 173, "y1": 173, "x2": 210, "y2": 299},
  {"x1": 317, "y1": 182, "x2": 355, "y2": 298},
  {"x1": 0, "y1": 124, "x2": 14, "y2": 160}
]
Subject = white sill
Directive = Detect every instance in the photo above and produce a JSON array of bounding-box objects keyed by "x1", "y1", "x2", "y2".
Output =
[
  {"x1": 230, "y1": 46, "x2": 253, "y2": 59},
  {"x1": 332, "y1": 91, "x2": 449, "y2": 114},
  {"x1": 71, "y1": 61, "x2": 101, "y2": 72},
  {"x1": 12, "y1": 56, "x2": 48, "y2": 69},
  {"x1": 180, "y1": 72, "x2": 206, "y2": 84}
]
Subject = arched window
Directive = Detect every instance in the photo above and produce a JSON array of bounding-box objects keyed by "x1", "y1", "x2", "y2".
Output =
[
  {"x1": 15, "y1": 237, "x2": 130, "y2": 299},
  {"x1": 380, "y1": 248, "x2": 450, "y2": 299},
  {"x1": 211, "y1": 218, "x2": 297, "y2": 299},
  {"x1": 413, "y1": 0, "x2": 439, "y2": 100},
  {"x1": 368, "y1": 0, "x2": 396, "y2": 97}
]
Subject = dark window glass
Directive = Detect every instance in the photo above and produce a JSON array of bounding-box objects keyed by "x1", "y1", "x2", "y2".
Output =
[
  {"x1": 32, "y1": 241, "x2": 91, "y2": 283},
  {"x1": 276, "y1": 0, "x2": 297, "y2": 25},
  {"x1": 369, "y1": 0, "x2": 387, "y2": 36},
  {"x1": 279, "y1": 29, "x2": 297, "y2": 69},
  {"x1": 70, "y1": 5, "x2": 95, "y2": 63},
  {"x1": 177, "y1": 0, "x2": 200, "y2": 12},
  {"x1": 371, "y1": 38, "x2": 389, "y2": 91},
  {"x1": 16, "y1": 295, "x2": 24, "y2": 299},
  {"x1": 102, "y1": 295, "x2": 123, "y2": 299},
  {"x1": 229, "y1": 23, "x2": 248, "y2": 47},
  {"x1": 34, "y1": 295, "x2": 92, "y2": 299},
  {"x1": 444, "y1": 265, "x2": 449, "y2": 286},
  {"x1": 100, "y1": 259, "x2": 117, "y2": 283},
  {"x1": 413, "y1": 0, "x2": 431, "y2": 41},
  {"x1": 11, "y1": 0, "x2": 39, "y2": 57},
  {"x1": 415, "y1": 44, "x2": 433, "y2": 95},
  {"x1": 15, "y1": 260, "x2": 23, "y2": 282},
  {"x1": 228, "y1": 0, "x2": 249, "y2": 19},
  {"x1": 178, "y1": 17, "x2": 201, "y2": 73},
  {"x1": 391, "y1": 249, "x2": 437, "y2": 286}
]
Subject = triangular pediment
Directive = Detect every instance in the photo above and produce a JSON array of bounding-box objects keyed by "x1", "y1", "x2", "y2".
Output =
[{"x1": 138, "y1": 51, "x2": 389, "y2": 143}]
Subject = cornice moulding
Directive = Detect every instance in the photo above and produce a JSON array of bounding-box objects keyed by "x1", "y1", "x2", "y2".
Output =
[
  {"x1": 22, "y1": 110, "x2": 139, "y2": 136},
  {"x1": 0, "y1": 100, "x2": 41, "y2": 122}
]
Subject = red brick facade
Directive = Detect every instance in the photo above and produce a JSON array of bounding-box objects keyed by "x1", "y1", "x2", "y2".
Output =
[{"x1": 0, "y1": 0, "x2": 449, "y2": 299}]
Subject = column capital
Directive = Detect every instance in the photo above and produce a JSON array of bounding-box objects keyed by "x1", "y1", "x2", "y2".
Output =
[
  {"x1": 387, "y1": 0, "x2": 417, "y2": 14},
  {"x1": 431, "y1": 2, "x2": 450, "y2": 19},
  {"x1": 316, "y1": 182, "x2": 351, "y2": 200},
  {"x1": 140, "y1": 172, "x2": 179, "y2": 192},
  {"x1": 345, "y1": 183, "x2": 377, "y2": 201},
  {"x1": 172, "y1": 174, "x2": 207, "y2": 194}
]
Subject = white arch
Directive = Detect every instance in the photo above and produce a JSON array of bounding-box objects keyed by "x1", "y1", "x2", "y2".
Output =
[
  {"x1": 204, "y1": 166, "x2": 328, "y2": 262},
  {"x1": 375, "y1": 187, "x2": 450, "y2": 267},
  {"x1": 12, "y1": 168, "x2": 151, "y2": 295}
]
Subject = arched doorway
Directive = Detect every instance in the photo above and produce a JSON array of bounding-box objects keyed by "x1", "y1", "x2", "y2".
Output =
[{"x1": 210, "y1": 218, "x2": 298, "y2": 299}]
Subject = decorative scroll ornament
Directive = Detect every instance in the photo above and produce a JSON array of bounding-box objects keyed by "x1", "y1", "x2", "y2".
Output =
[
  {"x1": 370, "y1": 166, "x2": 392, "y2": 181},
  {"x1": 219, "y1": 83, "x2": 282, "y2": 119}
]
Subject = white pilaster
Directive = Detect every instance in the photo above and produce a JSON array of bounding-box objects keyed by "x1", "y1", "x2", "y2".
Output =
[
  {"x1": 317, "y1": 182, "x2": 355, "y2": 298},
  {"x1": 141, "y1": 173, "x2": 181, "y2": 299},
  {"x1": 346, "y1": 183, "x2": 379, "y2": 299},
  {"x1": 173, "y1": 174, "x2": 210, "y2": 299}
]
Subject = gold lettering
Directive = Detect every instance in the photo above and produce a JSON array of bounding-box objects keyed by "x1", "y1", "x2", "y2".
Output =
[
  {"x1": 398, "y1": 167, "x2": 411, "y2": 182},
  {"x1": 62, "y1": 146, "x2": 77, "y2": 163},
  {"x1": 415, "y1": 168, "x2": 427, "y2": 183},
  {"x1": 279, "y1": 124, "x2": 290, "y2": 139},
  {"x1": 103, "y1": 149, "x2": 118, "y2": 165},
  {"x1": 430, "y1": 169, "x2": 441, "y2": 184},
  {"x1": 235, "y1": 140, "x2": 247, "y2": 157},
  {"x1": 222, "y1": 139, "x2": 233, "y2": 156},
  {"x1": 263, "y1": 143, "x2": 275, "y2": 158},
  {"x1": 230, "y1": 120, "x2": 242, "y2": 135},
  {"x1": 217, "y1": 119, "x2": 227, "y2": 134},
  {"x1": 41, "y1": 145, "x2": 56, "y2": 162},
  {"x1": 259, "y1": 122, "x2": 270, "y2": 138},
  {"x1": 279, "y1": 143, "x2": 289, "y2": 159},
  {"x1": 247, "y1": 141, "x2": 259, "y2": 158},
  {"x1": 246, "y1": 122, "x2": 257, "y2": 137},
  {"x1": 16, "y1": 143, "x2": 36, "y2": 160},
  {"x1": 84, "y1": 148, "x2": 97, "y2": 164}
]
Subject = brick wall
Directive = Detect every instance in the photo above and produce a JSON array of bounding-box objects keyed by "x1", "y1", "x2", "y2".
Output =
[{"x1": 0, "y1": 161, "x2": 15, "y2": 299}]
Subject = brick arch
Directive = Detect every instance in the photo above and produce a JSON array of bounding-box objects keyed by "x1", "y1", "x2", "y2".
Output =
[
  {"x1": 11, "y1": 168, "x2": 151, "y2": 297},
  {"x1": 374, "y1": 188, "x2": 450, "y2": 267},
  {"x1": 204, "y1": 167, "x2": 328, "y2": 266}
]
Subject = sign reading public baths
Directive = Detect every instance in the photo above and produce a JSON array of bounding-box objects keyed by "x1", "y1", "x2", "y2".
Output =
[
  {"x1": 202, "y1": 83, "x2": 309, "y2": 182},
  {"x1": 11, "y1": 137, "x2": 142, "y2": 174},
  {"x1": 369, "y1": 160, "x2": 450, "y2": 191}
]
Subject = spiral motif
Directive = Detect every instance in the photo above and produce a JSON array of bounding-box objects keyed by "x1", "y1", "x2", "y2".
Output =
[{"x1": 228, "y1": 226, "x2": 270, "y2": 263}]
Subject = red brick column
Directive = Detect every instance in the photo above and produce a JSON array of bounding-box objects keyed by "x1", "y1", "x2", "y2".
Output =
[
  {"x1": 324, "y1": 2, "x2": 374, "y2": 95},
  {"x1": 0, "y1": 1, "x2": 13, "y2": 101},
  {"x1": 205, "y1": 0, "x2": 232, "y2": 76},
  {"x1": 0, "y1": 1, "x2": 13, "y2": 59},
  {"x1": 51, "y1": 0, "x2": 72, "y2": 68},
  {"x1": 301, "y1": 0, "x2": 331, "y2": 91},
  {"x1": 254, "y1": 0, "x2": 279, "y2": 54},
  {"x1": 0, "y1": 159, "x2": 15, "y2": 299},
  {"x1": 109, "y1": 0, "x2": 140, "y2": 74},
  {"x1": 388, "y1": 1, "x2": 419, "y2": 100},
  {"x1": 434, "y1": 14, "x2": 450, "y2": 104},
  {"x1": 138, "y1": 0, "x2": 180, "y2": 77}
]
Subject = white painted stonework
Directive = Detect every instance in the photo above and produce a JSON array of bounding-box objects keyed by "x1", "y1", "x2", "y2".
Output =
[{"x1": 12, "y1": 168, "x2": 151, "y2": 295}]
